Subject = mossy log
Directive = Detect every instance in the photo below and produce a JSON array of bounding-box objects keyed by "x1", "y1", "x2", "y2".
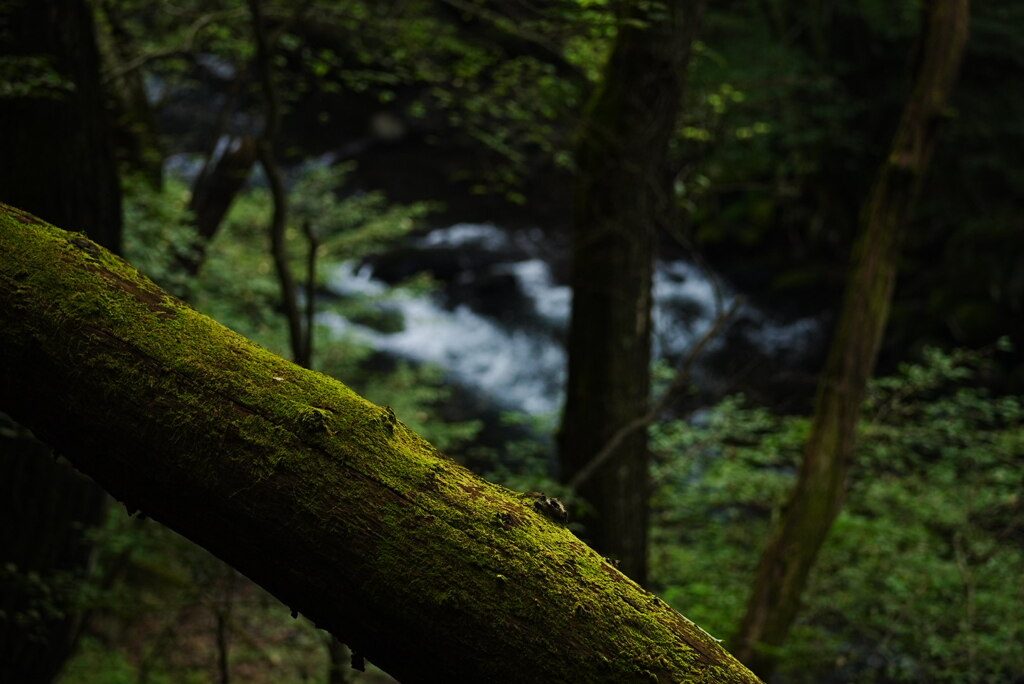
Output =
[{"x1": 0, "y1": 203, "x2": 761, "y2": 683}]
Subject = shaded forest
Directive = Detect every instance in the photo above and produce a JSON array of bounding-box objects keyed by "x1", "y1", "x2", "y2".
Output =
[{"x1": 1, "y1": 0, "x2": 1021, "y2": 682}]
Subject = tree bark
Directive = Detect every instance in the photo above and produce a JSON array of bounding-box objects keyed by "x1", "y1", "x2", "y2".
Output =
[
  {"x1": 0, "y1": 0, "x2": 122, "y2": 249},
  {"x1": 0, "y1": 204, "x2": 761, "y2": 684},
  {"x1": 96, "y1": 0, "x2": 166, "y2": 188},
  {"x1": 183, "y1": 135, "x2": 258, "y2": 276},
  {"x1": 0, "y1": 2, "x2": 122, "y2": 681},
  {"x1": 558, "y1": 0, "x2": 705, "y2": 587},
  {"x1": 732, "y1": 1, "x2": 970, "y2": 677}
]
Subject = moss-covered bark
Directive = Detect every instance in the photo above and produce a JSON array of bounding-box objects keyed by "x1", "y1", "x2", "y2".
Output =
[
  {"x1": 732, "y1": 1, "x2": 971, "y2": 677},
  {"x1": 0, "y1": 205, "x2": 761, "y2": 683}
]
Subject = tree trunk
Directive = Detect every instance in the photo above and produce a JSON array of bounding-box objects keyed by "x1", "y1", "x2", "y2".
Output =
[
  {"x1": 0, "y1": 205, "x2": 761, "y2": 684},
  {"x1": 0, "y1": 1, "x2": 122, "y2": 681},
  {"x1": 248, "y1": 0, "x2": 309, "y2": 367},
  {"x1": 0, "y1": 0, "x2": 122, "y2": 248},
  {"x1": 732, "y1": 1, "x2": 970, "y2": 677},
  {"x1": 558, "y1": 0, "x2": 705, "y2": 587},
  {"x1": 183, "y1": 136, "x2": 258, "y2": 276}
]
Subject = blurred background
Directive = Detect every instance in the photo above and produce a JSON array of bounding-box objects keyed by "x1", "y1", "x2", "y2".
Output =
[{"x1": 0, "y1": 1, "x2": 1021, "y2": 682}]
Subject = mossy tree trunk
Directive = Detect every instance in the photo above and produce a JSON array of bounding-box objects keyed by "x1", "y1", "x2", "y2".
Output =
[
  {"x1": 558, "y1": 0, "x2": 705, "y2": 587},
  {"x1": 0, "y1": 1, "x2": 122, "y2": 681},
  {"x1": 732, "y1": 1, "x2": 971, "y2": 677},
  {"x1": 0, "y1": 205, "x2": 761, "y2": 684}
]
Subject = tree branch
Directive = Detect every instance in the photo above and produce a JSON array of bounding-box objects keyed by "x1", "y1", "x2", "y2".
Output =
[
  {"x1": 100, "y1": 9, "x2": 239, "y2": 85},
  {"x1": 567, "y1": 295, "x2": 742, "y2": 493},
  {"x1": 0, "y1": 203, "x2": 761, "y2": 683}
]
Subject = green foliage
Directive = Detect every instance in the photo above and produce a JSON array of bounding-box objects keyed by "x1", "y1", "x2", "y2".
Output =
[
  {"x1": 650, "y1": 344, "x2": 1024, "y2": 682},
  {"x1": 0, "y1": 1, "x2": 73, "y2": 97},
  {"x1": 103, "y1": 0, "x2": 591, "y2": 200},
  {"x1": 679, "y1": 0, "x2": 1024, "y2": 361},
  {"x1": 291, "y1": 163, "x2": 435, "y2": 262},
  {"x1": 353, "y1": 361, "x2": 482, "y2": 451},
  {"x1": 189, "y1": 183, "x2": 286, "y2": 347},
  {"x1": 121, "y1": 174, "x2": 199, "y2": 298},
  {"x1": 0, "y1": 562, "x2": 87, "y2": 646},
  {"x1": 326, "y1": 0, "x2": 589, "y2": 197},
  {"x1": 59, "y1": 512, "x2": 329, "y2": 684},
  {"x1": 476, "y1": 411, "x2": 562, "y2": 493},
  {"x1": 60, "y1": 640, "x2": 140, "y2": 684},
  {"x1": 0, "y1": 56, "x2": 74, "y2": 98},
  {"x1": 679, "y1": 8, "x2": 869, "y2": 256},
  {"x1": 434, "y1": 54, "x2": 580, "y2": 198},
  {"x1": 177, "y1": 167, "x2": 481, "y2": 454}
]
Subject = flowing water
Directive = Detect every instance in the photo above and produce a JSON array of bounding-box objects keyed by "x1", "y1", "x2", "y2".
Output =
[{"x1": 324, "y1": 223, "x2": 822, "y2": 416}]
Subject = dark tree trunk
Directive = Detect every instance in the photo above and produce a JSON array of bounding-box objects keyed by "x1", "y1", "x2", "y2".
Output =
[
  {"x1": 0, "y1": 1, "x2": 122, "y2": 681},
  {"x1": 0, "y1": 205, "x2": 761, "y2": 684},
  {"x1": 558, "y1": 0, "x2": 705, "y2": 586},
  {"x1": 0, "y1": 0, "x2": 122, "y2": 249},
  {"x1": 182, "y1": 135, "x2": 258, "y2": 275},
  {"x1": 732, "y1": 1, "x2": 971, "y2": 677}
]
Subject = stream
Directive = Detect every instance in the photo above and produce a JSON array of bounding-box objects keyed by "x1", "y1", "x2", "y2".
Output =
[{"x1": 323, "y1": 223, "x2": 823, "y2": 417}]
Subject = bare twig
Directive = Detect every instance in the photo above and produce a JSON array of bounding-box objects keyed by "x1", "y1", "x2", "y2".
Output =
[
  {"x1": 567, "y1": 207, "x2": 740, "y2": 494},
  {"x1": 439, "y1": 0, "x2": 558, "y2": 49},
  {"x1": 567, "y1": 295, "x2": 742, "y2": 493},
  {"x1": 664, "y1": 217, "x2": 726, "y2": 314},
  {"x1": 101, "y1": 9, "x2": 241, "y2": 84}
]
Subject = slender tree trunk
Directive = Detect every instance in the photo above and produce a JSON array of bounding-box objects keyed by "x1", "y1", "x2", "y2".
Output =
[
  {"x1": 0, "y1": 205, "x2": 761, "y2": 684},
  {"x1": 182, "y1": 135, "x2": 258, "y2": 276},
  {"x1": 732, "y1": 1, "x2": 970, "y2": 676},
  {"x1": 558, "y1": 0, "x2": 705, "y2": 586},
  {"x1": 248, "y1": 0, "x2": 309, "y2": 367},
  {"x1": 0, "y1": 1, "x2": 122, "y2": 681}
]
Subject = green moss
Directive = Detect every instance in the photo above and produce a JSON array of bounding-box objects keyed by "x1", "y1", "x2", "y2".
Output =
[{"x1": 0, "y1": 204, "x2": 759, "y2": 682}]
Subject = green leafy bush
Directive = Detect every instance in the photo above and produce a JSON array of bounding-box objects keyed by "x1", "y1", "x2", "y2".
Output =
[{"x1": 651, "y1": 343, "x2": 1023, "y2": 682}]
